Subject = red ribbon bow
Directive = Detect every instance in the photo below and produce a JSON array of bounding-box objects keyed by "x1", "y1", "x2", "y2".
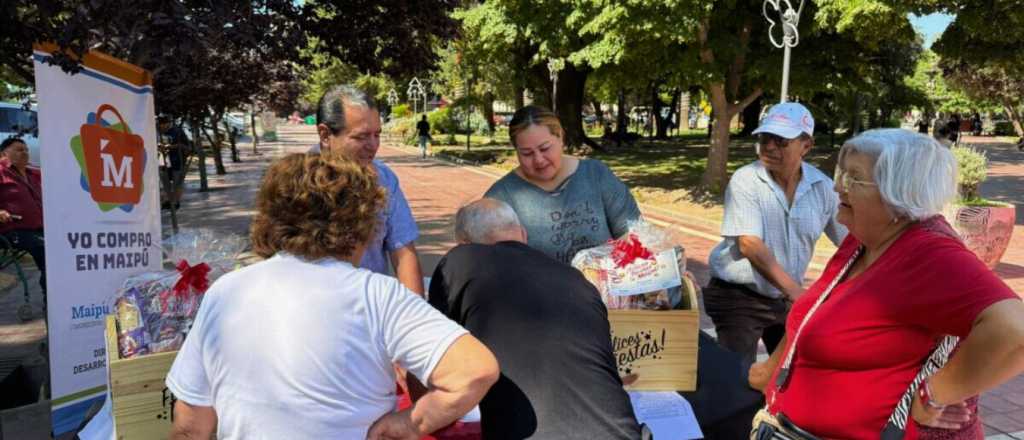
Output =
[
  {"x1": 172, "y1": 259, "x2": 212, "y2": 297},
  {"x1": 609, "y1": 233, "x2": 653, "y2": 268}
]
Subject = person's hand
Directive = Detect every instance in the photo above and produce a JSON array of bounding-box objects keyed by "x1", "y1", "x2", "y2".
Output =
[
  {"x1": 621, "y1": 373, "x2": 640, "y2": 387},
  {"x1": 748, "y1": 361, "x2": 773, "y2": 392},
  {"x1": 783, "y1": 284, "x2": 804, "y2": 302},
  {"x1": 0, "y1": 210, "x2": 12, "y2": 223},
  {"x1": 682, "y1": 270, "x2": 702, "y2": 297},
  {"x1": 911, "y1": 392, "x2": 971, "y2": 430},
  {"x1": 366, "y1": 410, "x2": 422, "y2": 440}
]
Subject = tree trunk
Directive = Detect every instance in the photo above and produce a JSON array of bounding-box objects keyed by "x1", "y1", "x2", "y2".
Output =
[
  {"x1": 191, "y1": 119, "x2": 208, "y2": 192},
  {"x1": 680, "y1": 92, "x2": 691, "y2": 130},
  {"x1": 702, "y1": 84, "x2": 733, "y2": 191},
  {"x1": 250, "y1": 108, "x2": 260, "y2": 155},
  {"x1": 552, "y1": 63, "x2": 595, "y2": 152},
  {"x1": 652, "y1": 84, "x2": 668, "y2": 139},
  {"x1": 529, "y1": 62, "x2": 554, "y2": 110},
  {"x1": 205, "y1": 112, "x2": 227, "y2": 175},
  {"x1": 482, "y1": 91, "x2": 496, "y2": 135},
  {"x1": 592, "y1": 98, "x2": 606, "y2": 135},
  {"x1": 850, "y1": 94, "x2": 863, "y2": 135},
  {"x1": 654, "y1": 89, "x2": 680, "y2": 139},
  {"x1": 616, "y1": 89, "x2": 629, "y2": 136},
  {"x1": 514, "y1": 85, "x2": 525, "y2": 109},
  {"x1": 1002, "y1": 101, "x2": 1024, "y2": 138},
  {"x1": 739, "y1": 95, "x2": 763, "y2": 137},
  {"x1": 666, "y1": 90, "x2": 680, "y2": 137},
  {"x1": 700, "y1": 83, "x2": 762, "y2": 191},
  {"x1": 646, "y1": 101, "x2": 654, "y2": 138},
  {"x1": 880, "y1": 106, "x2": 894, "y2": 128},
  {"x1": 224, "y1": 120, "x2": 240, "y2": 162}
]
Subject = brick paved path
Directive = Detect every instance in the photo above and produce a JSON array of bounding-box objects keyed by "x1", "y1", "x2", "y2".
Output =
[{"x1": 963, "y1": 136, "x2": 1024, "y2": 437}]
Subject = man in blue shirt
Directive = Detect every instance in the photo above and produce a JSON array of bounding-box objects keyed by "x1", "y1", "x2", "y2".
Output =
[{"x1": 313, "y1": 85, "x2": 423, "y2": 294}]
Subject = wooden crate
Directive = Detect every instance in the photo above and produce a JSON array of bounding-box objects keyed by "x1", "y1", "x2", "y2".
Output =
[
  {"x1": 104, "y1": 316, "x2": 178, "y2": 440},
  {"x1": 607, "y1": 276, "x2": 699, "y2": 391}
]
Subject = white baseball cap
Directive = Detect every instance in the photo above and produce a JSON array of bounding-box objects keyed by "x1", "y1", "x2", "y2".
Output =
[{"x1": 752, "y1": 102, "x2": 814, "y2": 139}]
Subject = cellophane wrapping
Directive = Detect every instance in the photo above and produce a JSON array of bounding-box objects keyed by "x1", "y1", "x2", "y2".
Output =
[
  {"x1": 111, "y1": 230, "x2": 245, "y2": 359},
  {"x1": 571, "y1": 221, "x2": 686, "y2": 310}
]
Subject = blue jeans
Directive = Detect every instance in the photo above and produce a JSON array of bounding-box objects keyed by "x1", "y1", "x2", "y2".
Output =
[{"x1": 418, "y1": 135, "x2": 429, "y2": 156}]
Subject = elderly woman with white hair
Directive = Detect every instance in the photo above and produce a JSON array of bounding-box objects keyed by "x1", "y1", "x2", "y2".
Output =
[{"x1": 747, "y1": 129, "x2": 1024, "y2": 439}]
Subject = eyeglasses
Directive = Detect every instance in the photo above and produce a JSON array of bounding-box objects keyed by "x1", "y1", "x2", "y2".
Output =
[
  {"x1": 834, "y1": 169, "x2": 878, "y2": 192},
  {"x1": 758, "y1": 133, "x2": 795, "y2": 149}
]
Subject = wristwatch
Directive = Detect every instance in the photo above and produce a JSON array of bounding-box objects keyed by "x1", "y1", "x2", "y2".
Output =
[{"x1": 918, "y1": 379, "x2": 947, "y2": 410}]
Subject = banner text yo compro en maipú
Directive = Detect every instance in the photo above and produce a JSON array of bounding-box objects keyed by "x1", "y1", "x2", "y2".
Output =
[{"x1": 66, "y1": 231, "x2": 154, "y2": 271}]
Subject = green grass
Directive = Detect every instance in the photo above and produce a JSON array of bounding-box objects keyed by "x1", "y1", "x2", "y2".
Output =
[
  {"x1": 592, "y1": 136, "x2": 837, "y2": 197},
  {"x1": 430, "y1": 133, "x2": 839, "y2": 207},
  {"x1": 430, "y1": 134, "x2": 517, "y2": 166},
  {"x1": 958, "y1": 197, "x2": 1014, "y2": 208}
]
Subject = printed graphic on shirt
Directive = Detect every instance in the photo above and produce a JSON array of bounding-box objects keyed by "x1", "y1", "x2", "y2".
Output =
[
  {"x1": 70, "y1": 104, "x2": 147, "y2": 212},
  {"x1": 549, "y1": 200, "x2": 601, "y2": 262}
]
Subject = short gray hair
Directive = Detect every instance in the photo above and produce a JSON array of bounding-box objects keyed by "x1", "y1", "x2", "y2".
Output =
[
  {"x1": 839, "y1": 128, "x2": 958, "y2": 220},
  {"x1": 316, "y1": 85, "x2": 378, "y2": 135},
  {"x1": 454, "y1": 198, "x2": 522, "y2": 244}
]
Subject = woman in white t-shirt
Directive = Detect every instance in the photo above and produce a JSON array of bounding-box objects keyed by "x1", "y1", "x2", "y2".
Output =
[{"x1": 165, "y1": 153, "x2": 499, "y2": 439}]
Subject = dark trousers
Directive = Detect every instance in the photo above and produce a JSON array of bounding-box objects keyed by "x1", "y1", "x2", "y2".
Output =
[
  {"x1": 3, "y1": 228, "x2": 46, "y2": 292},
  {"x1": 703, "y1": 277, "x2": 789, "y2": 368}
]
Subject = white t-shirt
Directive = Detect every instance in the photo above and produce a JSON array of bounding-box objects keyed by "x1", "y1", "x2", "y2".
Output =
[{"x1": 165, "y1": 253, "x2": 468, "y2": 439}]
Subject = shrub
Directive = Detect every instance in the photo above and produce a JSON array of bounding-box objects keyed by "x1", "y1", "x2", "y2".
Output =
[
  {"x1": 951, "y1": 145, "x2": 988, "y2": 200},
  {"x1": 384, "y1": 116, "x2": 415, "y2": 139},
  {"x1": 427, "y1": 107, "x2": 458, "y2": 134},
  {"x1": 466, "y1": 111, "x2": 490, "y2": 135},
  {"x1": 391, "y1": 104, "x2": 412, "y2": 119},
  {"x1": 993, "y1": 120, "x2": 1017, "y2": 136}
]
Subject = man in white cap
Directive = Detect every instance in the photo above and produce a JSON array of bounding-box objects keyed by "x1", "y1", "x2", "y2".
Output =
[{"x1": 704, "y1": 102, "x2": 847, "y2": 367}]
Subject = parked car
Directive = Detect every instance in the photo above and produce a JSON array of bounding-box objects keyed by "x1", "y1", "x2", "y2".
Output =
[
  {"x1": 222, "y1": 113, "x2": 247, "y2": 134},
  {"x1": 0, "y1": 102, "x2": 40, "y2": 166}
]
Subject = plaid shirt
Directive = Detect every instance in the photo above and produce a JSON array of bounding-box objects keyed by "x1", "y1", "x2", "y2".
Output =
[{"x1": 709, "y1": 161, "x2": 846, "y2": 298}]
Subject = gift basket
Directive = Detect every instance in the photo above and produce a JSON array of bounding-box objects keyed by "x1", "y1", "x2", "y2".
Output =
[
  {"x1": 571, "y1": 221, "x2": 687, "y2": 310},
  {"x1": 111, "y1": 230, "x2": 245, "y2": 359},
  {"x1": 572, "y1": 221, "x2": 700, "y2": 391}
]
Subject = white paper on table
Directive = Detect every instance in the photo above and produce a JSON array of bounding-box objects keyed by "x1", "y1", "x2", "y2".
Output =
[{"x1": 628, "y1": 391, "x2": 703, "y2": 439}]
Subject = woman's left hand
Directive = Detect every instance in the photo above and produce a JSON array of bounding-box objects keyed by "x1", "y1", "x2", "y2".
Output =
[
  {"x1": 366, "y1": 410, "x2": 421, "y2": 440},
  {"x1": 911, "y1": 394, "x2": 971, "y2": 430}
]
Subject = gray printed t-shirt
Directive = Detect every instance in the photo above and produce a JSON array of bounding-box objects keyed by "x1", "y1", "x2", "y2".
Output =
[{"x1": 484, "y1": 159, "x2": 642, "y2": 264}]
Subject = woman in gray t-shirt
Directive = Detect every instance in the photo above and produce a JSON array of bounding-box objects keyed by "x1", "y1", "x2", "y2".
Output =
[{"x1": 484, "y1": 105, "x2": 641, "y2": 264}]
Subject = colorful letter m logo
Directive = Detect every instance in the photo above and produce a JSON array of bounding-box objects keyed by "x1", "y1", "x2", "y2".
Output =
[{"x1": 78, "y1": 104, "x2": 145, "y2": 205}]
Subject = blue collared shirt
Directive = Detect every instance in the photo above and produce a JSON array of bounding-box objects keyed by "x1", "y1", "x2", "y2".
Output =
[
  {"x1": 309, "y1": 145, "x2": 419, "y2": 275},
  {"x1": 709, "y1": 161, "x2": 847, "y2": 298}
]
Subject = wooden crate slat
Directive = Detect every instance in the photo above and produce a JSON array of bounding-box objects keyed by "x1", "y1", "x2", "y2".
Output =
[{"x1": 606, "y1": 278, "x2": 700, "y2": 391}]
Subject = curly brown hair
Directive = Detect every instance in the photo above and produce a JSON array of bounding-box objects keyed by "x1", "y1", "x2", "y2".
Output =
[{"x1": 250, "y1": 153, "x2": 386, "y2": 260}]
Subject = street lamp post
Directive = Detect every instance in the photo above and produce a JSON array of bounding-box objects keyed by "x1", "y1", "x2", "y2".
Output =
[
  {"x1": 422, "y1": 83, "x2": 430, "y2": 115},
  {"x1": 548, "y1": 58, "x2": 563, "y2": 112},
  {"x1": 407, "y1": 77, "x2": 424, "y2": 115},
  {"x1": 386, "y1": 88, "x2": 399, "y2": 121},
  {"x1": 763, "y1": 0, "x2": 805, "y2": 103},
  {"x1": 387, "y1": 88, "x2": 399, "y2": 107}
]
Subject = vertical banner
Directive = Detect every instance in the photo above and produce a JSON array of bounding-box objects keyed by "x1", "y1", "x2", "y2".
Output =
[{"x1": 33, "y1": 45, "x2": 162, "y2": 436}]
